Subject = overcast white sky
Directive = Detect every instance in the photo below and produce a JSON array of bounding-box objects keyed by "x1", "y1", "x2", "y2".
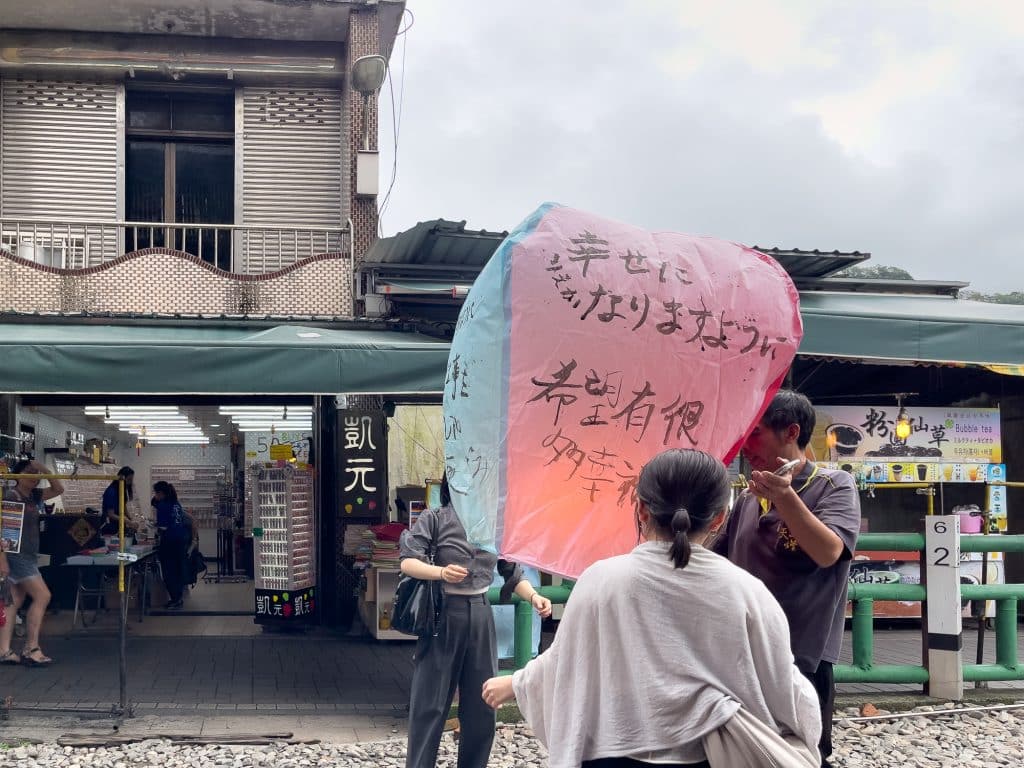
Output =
[{"x1": 377, "y1": 1, "x2": 1024, "y2": 292}]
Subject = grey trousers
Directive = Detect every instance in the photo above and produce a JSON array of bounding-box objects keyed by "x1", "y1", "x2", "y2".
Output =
[{"x1": 405, "y1": 593, "x2": 497, "y2": 768}]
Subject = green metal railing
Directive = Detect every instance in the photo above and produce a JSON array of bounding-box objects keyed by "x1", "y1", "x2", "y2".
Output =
[
  {"x1": 486, "y1": 583, "x2": 574, "y2": 671},
  {"x1": 835, "y1": 533, "x2": 1024, "y2": 688}
]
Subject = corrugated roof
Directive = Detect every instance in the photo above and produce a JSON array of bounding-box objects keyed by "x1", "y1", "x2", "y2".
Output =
[
  {"x1": 797, "y1": 277, "x2": 968, "y2": 297},
  {"x1": 363, "y1": 220, "x2": 508, "y2": 276},
  {"x1": 751, "y1": 247, "x2": 870, "y2": 279}
]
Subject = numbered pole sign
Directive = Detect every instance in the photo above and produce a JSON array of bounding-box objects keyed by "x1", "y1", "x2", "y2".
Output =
[{"x1": 924, "y1": 514, "x2": 963, "y2": 700}]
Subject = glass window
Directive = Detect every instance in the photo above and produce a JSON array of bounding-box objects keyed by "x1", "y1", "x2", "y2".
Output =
[
  {"x1": 172, "y1": 96, "x2": 234, "y2": 134},
  {"x1": 127, "y1": 95, "x2": 171, "y2": 131}
]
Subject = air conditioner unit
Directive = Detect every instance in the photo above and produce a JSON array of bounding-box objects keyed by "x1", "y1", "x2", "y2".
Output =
[
  {"x1": 363, "y1": 293, "x2": 391, "y2": 318},
  {"x1": 1, "y1": 232, "x2": 89, "y2": 268}
]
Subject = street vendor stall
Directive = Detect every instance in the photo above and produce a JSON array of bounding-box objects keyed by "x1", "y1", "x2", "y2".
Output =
[{"x1": 809, "y1": 404, "x2": 1007, "y2": 619}]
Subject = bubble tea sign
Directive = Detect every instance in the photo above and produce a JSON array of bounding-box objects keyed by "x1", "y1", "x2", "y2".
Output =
[{"x1": 443, "y1": 203, "x2": 803, "y2": 578}]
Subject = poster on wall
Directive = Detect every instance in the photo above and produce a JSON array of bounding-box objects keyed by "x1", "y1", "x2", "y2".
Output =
[
  {"x1": 1, "y1": 500, "x2": 25, "y2": 553},
  {"x1": 810, "y1": 406, "x2": 1001, "y2": 464},
  {"x1": 338, "y1": 410, "x2": 387, "y2": 520},
  {"x1": 245, "y1": 431, "x2": 313, "y2": 464}
]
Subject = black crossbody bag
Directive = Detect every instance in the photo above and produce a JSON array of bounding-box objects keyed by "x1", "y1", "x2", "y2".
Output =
[{"x1": 392, "y1": 512, "x2": 443, "y2": 637}]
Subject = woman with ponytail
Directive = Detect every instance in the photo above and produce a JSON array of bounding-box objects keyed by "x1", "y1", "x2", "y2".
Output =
[{"x1": 483, "y1": 449, "x2": 822, "y2": 768}]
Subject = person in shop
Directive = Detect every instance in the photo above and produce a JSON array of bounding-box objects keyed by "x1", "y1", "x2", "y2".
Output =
[
  {"x1": 712, "y1": 390, "x2": 862, "y2": 768},
  {"x1": 399, "y1": 475, "x2": 553, "y2": 768},
  {"x1": 100, "y1": 467, "x2": 138, "y2": 539},
  {"x1": 0, "y1": 458, "x2": 65, "y2": 667},
  {"x1": 152, "y1": 481, "x2": 191, "y2": 610},
  {"x1": 481, "y1": 448, "x2": 821, "y2": 768}
]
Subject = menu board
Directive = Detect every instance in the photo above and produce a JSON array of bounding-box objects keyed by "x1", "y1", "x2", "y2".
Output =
[
  {"x1": 1, "y1": 500, "x2": 25, "y2": 554},
  {"x1": 810, "y1": 406, "x2": 1001, "y2": 464}
]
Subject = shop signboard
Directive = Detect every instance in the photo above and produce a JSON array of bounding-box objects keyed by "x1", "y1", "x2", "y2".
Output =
[
  {"x1": 245, "y1": 431, "x2": 313, "y2": 463},
  {"x1": 810, "y1": 406, "x2": 1001, "y2": 464},
  {"x1": 338, "y1": 410, "x2": 387, "y2": 519},
  {"x1": 1, "y1": 500, "x2": 25, "y2": 553},
  {"x1": 254, "y1": 586, "x2": 317, "y2": 622}
]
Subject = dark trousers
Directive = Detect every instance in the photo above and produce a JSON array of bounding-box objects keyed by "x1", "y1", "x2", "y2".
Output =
[
  {"x1": 798, "y1": 660, "x2": 835, "y2": 765},
  {"x1": 406, "y1": 593, "x2": 497, "y2": 768},
  {"x1": 159, "y1": 538, "x2": 188, "y2": 602}
]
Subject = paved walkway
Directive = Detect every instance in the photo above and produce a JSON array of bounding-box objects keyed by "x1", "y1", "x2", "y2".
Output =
[
  {"x1": 1, "y1": 632, "x2": 414, "y2": 712},
  {"x1": 2, "y1": 624, "x2": 1022, "y2": 716}
]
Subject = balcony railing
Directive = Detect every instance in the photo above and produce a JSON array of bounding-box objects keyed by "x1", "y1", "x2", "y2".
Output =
[{"x1": 0, "y1": 217, "x2": 353, "y2": 274}]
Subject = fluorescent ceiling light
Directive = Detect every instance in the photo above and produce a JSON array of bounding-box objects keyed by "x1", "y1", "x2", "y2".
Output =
[
  {"x1": 209, "y1": 423, "x2": 221, "y2": 427},
  {"x1": 126, "y1": 429, "x2": 206, "y2": 435},
  {"x1": 233, "y1": 422, "x2": 313, "y2": 428},
  {"x1": 144, "y1": 438, "x2": 210, "y2": 445},
  {"x1": 107, "y1": 421, "x2": 191, "y2": 428},
  {"x1": 85, "y1": 406, "x2": 179, "y2": 413},
  {"x1": 238, "y1": 428, "x2": 313, "y2": 434},
  {"x1": 218, "y1": 406, "x2": 312, "y2": 412}
]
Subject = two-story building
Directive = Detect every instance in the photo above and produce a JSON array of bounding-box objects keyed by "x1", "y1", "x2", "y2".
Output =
[{"x1": 0, "y1": 0, "x2": 451, "y2": 635}]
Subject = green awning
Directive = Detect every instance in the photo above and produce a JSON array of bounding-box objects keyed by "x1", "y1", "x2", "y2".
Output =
[
  {"x1": 798, "y1": 294, "x2": 1024, "y2": 367},
  {"x1": 2, "y1": 293, "x2": 1021, "y2": 396},
  {"x1": 0, "y1": 323, "x2": 450, "y2": 395}
]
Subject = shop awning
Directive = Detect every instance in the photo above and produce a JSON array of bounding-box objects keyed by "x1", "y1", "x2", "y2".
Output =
[
  {"x1": 0, "y1": 323, "x2": 450, "y2": 395},
  {"x1": 798, "y1": 293, "x2": 1024, "y2": 367}
]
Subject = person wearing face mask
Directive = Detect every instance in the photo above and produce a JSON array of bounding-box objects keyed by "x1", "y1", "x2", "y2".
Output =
[{"x1": 1, "y1": 459, "x2": 64, "y2": 666}]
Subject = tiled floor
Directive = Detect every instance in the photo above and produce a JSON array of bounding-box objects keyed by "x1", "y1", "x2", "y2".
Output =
[{"x1": 3, "y1": 617, "x2": 1022, "y2": 711}]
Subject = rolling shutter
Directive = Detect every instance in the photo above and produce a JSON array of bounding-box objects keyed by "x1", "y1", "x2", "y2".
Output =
[
  {"x1": 239, "y1": 87, "x2": 345, "y2": 273},
  {"x1": 0, "y1": 76, "x2": 120, "y2": 267}
]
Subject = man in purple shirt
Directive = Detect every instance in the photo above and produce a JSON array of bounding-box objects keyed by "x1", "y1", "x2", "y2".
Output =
[{"x1": 714, "y1": 390, "x2": 862, "y2": 768}]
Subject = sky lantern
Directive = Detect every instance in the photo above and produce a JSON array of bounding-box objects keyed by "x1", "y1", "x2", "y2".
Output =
[{"x1": 444, "y1": 203, "x2": 803, "y2": 578}]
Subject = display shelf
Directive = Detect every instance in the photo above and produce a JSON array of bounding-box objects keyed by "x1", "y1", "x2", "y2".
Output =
[
  {"x1": 151, "y1": 465, "x2": 226, "y2": 530},
  {"x1": 57, "y1": 460, "x2": 119, "y2": 514},
  {"x1": 254, "y1": 465, "x2": 315, "y2": 592},
  {"x1": 359, "y1": 566, "x2": 415, "y2": 641}
]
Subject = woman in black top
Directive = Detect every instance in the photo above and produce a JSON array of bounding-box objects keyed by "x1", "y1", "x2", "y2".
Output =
[{"x1": 399, "y1": 476, "x2": 552, "y2": 768}]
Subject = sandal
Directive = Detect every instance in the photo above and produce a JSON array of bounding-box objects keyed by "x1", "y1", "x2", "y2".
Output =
[
  {"x1": 0, "y1": 650, "x2": 19, "y2": 665},
  {"x1": 20, "y1": 647, "x2": 53, "y2": 667}
]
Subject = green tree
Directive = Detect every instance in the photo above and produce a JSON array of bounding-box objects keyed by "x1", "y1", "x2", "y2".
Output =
[
  {"x1": 835, "y1": 264, "x2": 914, "y2": 280},
  {"x1": 960, "y1": 291, "x2": 1024, "y2": 304}
]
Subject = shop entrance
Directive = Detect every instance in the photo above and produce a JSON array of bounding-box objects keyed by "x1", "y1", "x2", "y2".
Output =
[{"x1": 7, "y1": 395, "x2": 316, "y2": 638}]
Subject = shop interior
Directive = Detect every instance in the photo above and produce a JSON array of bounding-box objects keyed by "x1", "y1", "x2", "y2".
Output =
[{"x1": 2, "y1": 395, "x2": 315, "y2": 637}]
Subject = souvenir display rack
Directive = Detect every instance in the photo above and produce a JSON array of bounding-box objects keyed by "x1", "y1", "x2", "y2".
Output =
[{"x1": 254, "y1": 465, "x2": 314, "y2": 593}]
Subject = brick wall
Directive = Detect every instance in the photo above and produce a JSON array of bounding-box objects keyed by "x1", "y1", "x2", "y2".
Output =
[
  {"x1": 346, "y1": 6, "x2": 382, "y2": 269},
  {"x1": 0, "y1": 247, "x2": 353, "y2": 316}
]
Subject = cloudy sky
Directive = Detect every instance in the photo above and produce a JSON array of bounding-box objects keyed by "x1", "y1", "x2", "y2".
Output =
[{"x1": 377, "y1": 1, "x2": 1023, "y2": 292}]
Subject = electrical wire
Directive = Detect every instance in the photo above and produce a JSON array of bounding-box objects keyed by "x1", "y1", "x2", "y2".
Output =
[
  {"x1": 378, "y1": 7, "x2": 413, "y2": 235},
  {"x1": 387, "y1": 410, "x2": 442, "y2": 464}
]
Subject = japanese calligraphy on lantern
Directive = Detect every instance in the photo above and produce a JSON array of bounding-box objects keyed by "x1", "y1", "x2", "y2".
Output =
[
  {"x1": 809, "y1": 406, "x2": 1002, "y2": 464},
  {"x1": 443, "y1": 204, "x2": 803, "y2": 578}
]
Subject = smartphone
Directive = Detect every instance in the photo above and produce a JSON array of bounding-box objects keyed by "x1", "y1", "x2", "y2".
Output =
[{"x1": 774, "y1": 459, "x2": 801, "y2": 477}]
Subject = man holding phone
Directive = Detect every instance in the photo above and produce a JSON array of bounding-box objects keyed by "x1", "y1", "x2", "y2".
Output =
[{"x1": 713, "y1": 390, "x2": 861, "y2": 768}]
